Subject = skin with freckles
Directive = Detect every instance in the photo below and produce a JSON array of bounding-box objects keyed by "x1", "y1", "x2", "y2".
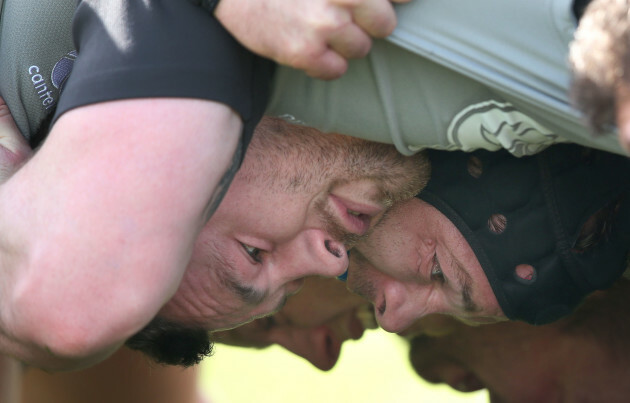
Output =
[
  {"x1": 407, "y1": 279, "x2": 630, "y2": 403},
  {"x1": 158, "y1": 117, "x2": 428, "y2": 332},
  {"x1": 348, "y1": 197, "x2": 504, "y2": 333}
]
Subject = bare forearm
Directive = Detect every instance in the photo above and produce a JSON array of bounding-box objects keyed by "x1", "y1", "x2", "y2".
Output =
[{"x1": 0, "y1": 98, "x2": 241, "y2": 370}]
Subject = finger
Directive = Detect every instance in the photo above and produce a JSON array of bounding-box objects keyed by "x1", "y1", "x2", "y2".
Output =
[
  {"x1": 0, "y1": 98, "x2": 32, "y2": 181},
  {"x1": 351, "y1": 0, "x2": 398, "y2": 38},
  {"x1": 0, "y1": 101, "x2": 29, "y2": 153},
  {"x1": 328, "y1": 23, "x2": 372, "y2": 59},
  {"x1": 303, "y1": 51, "x2": 349, "y2": 80}
]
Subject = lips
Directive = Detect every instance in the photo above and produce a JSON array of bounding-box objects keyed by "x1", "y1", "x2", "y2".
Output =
[
  {"x1": 356, "y1": 304, "x2": 378, "y2": 331},
  {"x1": 285, "y1": 278, "x2": 305, "y2": 296},
  {"x1": 328, "y1": 194, "x2": 384, "y2": 236},
  {"x1": 449, "y1": 373, "x2": 485, "y2": 393},
  {"x1": 319, "y1": 309, "x2": 369, "y2": 369},
  {"x1": 315, "y1": 326, "x2": 342, "y2": 371},
  {"x1": 302, "y1": 304, "x2": 378, "y2": 371}
]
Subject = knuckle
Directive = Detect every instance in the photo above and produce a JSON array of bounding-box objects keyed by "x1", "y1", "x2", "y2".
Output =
[{"x1": 369, "y1": 13, "x2": 397, "y2": 37}]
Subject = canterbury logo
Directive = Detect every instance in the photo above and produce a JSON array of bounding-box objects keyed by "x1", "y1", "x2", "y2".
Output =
[{"x1": 28, "y1": 50, "x2": 77, "y2": 111}]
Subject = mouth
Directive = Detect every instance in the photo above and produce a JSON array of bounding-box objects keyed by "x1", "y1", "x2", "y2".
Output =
[
  {"x1": 328, "y1": 194, "x2": 384, "y2": 236},
  {"x1": 356, "y1": 304, "x2": 378, "y2": 332},
  {"x1": 317, "y1": 306, "x2": 377, "y2": 370},
  {"x1": 448, "y1": 373, "x2": 485, "y2": 393},
  {"x1": 317, "y1": 326, "x2": 343, "y2": 371},
  {"x1": 285, "y1": 278, "x2": 305, "y2": 296}
]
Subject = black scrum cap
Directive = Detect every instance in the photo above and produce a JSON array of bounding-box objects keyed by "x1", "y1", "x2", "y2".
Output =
[{"x1": 418, "y1": 145, "x2": 630, "y2": 324}]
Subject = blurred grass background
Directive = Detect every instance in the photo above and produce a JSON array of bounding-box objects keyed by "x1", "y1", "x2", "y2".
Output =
[{"x1": 201, "y1": 330, "x2": 487, "y2": 403}]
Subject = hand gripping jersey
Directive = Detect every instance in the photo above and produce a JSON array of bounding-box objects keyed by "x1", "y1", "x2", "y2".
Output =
[{"x1": 267, "y1": 0, "x2": 623, "y2": 157}]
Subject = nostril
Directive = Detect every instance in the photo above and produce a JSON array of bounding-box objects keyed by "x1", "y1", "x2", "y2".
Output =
[
  {"x1": 377, "y1": 299, "x2": 386, "y2": 316},
  {"x1": 324, "y1": 240, "x2": 343, "y2": 258},
  {"x1": 325, "y1": 334, "x2": 333, "y2": 356}
]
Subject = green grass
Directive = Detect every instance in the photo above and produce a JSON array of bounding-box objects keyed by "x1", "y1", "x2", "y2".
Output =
[{"x1": 200, "y1": 330, "x2": 487, "y2": 403}]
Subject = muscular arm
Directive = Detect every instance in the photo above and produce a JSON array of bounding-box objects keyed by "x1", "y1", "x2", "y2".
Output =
[
  {"x1": 0, "y1": 98, "x2": 241, "y2": 370},
  {"x1": 0, "y1": 0, "x2": 275, "y2": 370}
]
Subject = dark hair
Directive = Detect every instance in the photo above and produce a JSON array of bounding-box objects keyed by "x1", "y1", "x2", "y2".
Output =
[{"x1": 125, "y1": 317, "x2": 213, "y2": 367}]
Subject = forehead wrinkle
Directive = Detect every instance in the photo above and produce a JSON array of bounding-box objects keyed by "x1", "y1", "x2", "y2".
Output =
[{"x1": 212, "y1": 245, "x2": 268, "y2": 306}]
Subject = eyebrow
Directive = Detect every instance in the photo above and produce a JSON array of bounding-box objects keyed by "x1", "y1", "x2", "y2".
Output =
[
  {"x1": 223, "y1": 270, "x2": 289, "y2": 314},
  {"x1": 212, "y1": 243, "x2": 293, "y2": 314},
  {"x1": 214, "y1": 252, "x2": 268, "y2": 306},
  {"x1": 452, "y1": 258, "x2": 479, "y2": 313},
  {"x1": 225, "y1": 276, "x2": 267, "y2": 306}
]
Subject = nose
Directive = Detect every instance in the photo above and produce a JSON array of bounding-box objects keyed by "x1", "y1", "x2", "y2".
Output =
[
  {"x1": 410, "y1": 337, "x2": 484, "y2": 393},
  {"x1": 273, "y1": 325, "x2": 342, "y2": 371},
  {"x1": 377, "y1": 278, "x2": 435, "y2": 334},
  {"x1": 273, "y1": 229, "x2": 349, "y2": 285},
  {"x1": 431, "y1": 363, "x2": 484, "y2": 393},
  {"x1": 348, "y1": 250, "x2": 437, "y2": 334},
  {"x1": 417, "y1": 359, "x2": 482, "y2": 391}
]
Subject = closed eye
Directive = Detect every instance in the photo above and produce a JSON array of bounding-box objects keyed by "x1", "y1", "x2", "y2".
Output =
[
  {"x1": 430, "y1": 253, "x2": 446, "y2": 284},
  {"x1": 241, "y1": 243, "x2": 263, "y2": 263}
]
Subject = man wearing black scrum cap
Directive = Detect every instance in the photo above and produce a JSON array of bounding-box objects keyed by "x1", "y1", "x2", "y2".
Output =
[{"x1": 348, "y1": 144, "x2": 630, "y2": 330}]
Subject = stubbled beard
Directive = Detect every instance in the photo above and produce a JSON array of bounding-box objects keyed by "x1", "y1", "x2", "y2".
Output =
[
  {"x1": 346, "y1": 252, "x2": 378, "y2": 303},
  {"x1": 244, "y1": 117, "x2": 430, "y2": 203},
  {"x1": 125, "y1": 317, "x2": 213, "y2": 367}
]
